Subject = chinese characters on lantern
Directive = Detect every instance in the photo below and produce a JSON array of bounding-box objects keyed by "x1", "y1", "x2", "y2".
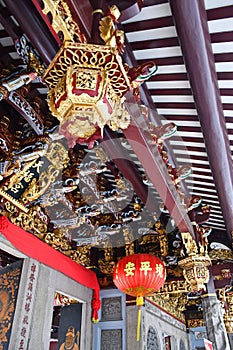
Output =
[
  {"x1": 140, "y1": 261, "x2": 152, "y2": 276},
  {"x1": 17, "y1": 260, "x2": 39, "y2": 350},
  {"x1": 155, "y1": 263, "x2": 164, "y2": 278},
  {"x1": 124, "y1": 262, "x2": 135, "y2": 276},
  {"x1": 120, "y1": 260, "x2": 165, "y2": 278}
]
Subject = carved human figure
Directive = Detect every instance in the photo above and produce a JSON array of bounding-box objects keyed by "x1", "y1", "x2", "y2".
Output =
[
  {"x1": 202, "y1": 297, "x2": 231, "y2": 350},
  {"x1": 1, "y1": 71, "x2": 37, "y2": 91}
]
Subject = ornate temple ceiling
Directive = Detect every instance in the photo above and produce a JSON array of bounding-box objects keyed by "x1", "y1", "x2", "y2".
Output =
[{"x1": 0, "y1": 0, "x2": 232, "y2": 313}]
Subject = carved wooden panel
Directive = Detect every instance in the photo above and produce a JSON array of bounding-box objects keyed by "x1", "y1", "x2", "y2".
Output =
[
  {"x1": 0, "y1": 260, "x2": 22, "y2": 349},
  {"x1": 180, "y1": 339, "x2": 186, "y2": 350},
  {"x1": 101, "y1": 329, "x2": 122, "y2": 350},
  {"x1": 101, "y1": 297, "x2": 122, "y2": 321},
  {"x1": 146, "y1": 326, "x2": 160, "y2": 350}
]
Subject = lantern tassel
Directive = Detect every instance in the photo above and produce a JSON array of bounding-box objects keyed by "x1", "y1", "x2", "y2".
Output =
[
  {"x1": 136, "y1": 296, "x2": 144, "y2": 342},
  {"x1": 137, "y1": 308, "x2": 141, "y2": 342}
]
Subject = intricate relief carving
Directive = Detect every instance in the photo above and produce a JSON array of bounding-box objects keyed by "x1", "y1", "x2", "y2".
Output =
[
  {"x1": 202, "y1": 297, "x2": 229, "y2": 348},
  {"x1": 42, "y1": 5, "x2": 157, "y2": 147},
  {"x1": 187, "y1": 318, "x2": 205, "y2": 328},
  {"x1": 180, "y1": 339, "x2": 186, "y2": 350},
  {"x1": 146, "y1": 326, "x2": 160, "y2": 350},
  {"x1": 178, "y1": 231, "x2": 211, "y2": 292},
  {"x1": 98, "y1": 248, "x2": 116, "y2": 275},
  {"x1": 101, "y1": 329, "x2": 122, "y2": 350},
  {"x1": 101, "y1": 297, "x2": 122, "y2": 321},
  {"x1": 155, "y1": 280, "x2": 188, "y2": 295},
  {"x1": 15, "y1": 35, "x2": 45, "y2": 75},
  {"x1": 145, "y1": 299, "x2": 186, "y2": 327},
  {"x1": 0, "y1": 261, "x2": 22, "y2": 349},
  {"x1": 8, "y1": 91, "x2": 44, "y2": 135},
  {"x1": 44, "y1": 43, "x2": 131, "y2": 147},
  {"x1": 42, "y1": 0, "x2": 86, "y2": 43},
  {"x1": 209, "y1": 249, "x2": 233, "y2": 261},
  {"x1": 178, "y1": 254, "x2": 211, "y2": 292}
]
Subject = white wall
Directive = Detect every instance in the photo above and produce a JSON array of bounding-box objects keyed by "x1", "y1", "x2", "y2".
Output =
[
  {"x1": 127, "y1": 299, "x2": 189, "y2": 350},
  {"x1": 9, "y1": 258, "x2": 93, "y2": 350},
  {"x1": 143, "y1": 299, "x2": 189, "y2": 349}
]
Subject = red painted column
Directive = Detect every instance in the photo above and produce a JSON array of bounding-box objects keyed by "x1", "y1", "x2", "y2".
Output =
[{"x1": 170, "y1": 0, "x2": 233, "y2": 240}]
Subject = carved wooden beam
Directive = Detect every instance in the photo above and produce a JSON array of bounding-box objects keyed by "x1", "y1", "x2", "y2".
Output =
[
  {"x1": 7, "y1": 91, "x2": 44, "y2": 135},
  {"x1": 123, "y1": 92, "x2": 195, "y2": 236},
  {"x1": 101, "y1": 127, "x2": 161, "y2": 216}
]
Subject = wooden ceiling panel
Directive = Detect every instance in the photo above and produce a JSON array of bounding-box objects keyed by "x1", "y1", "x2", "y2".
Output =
[
  {"x1": 211, "y1": 31, "x2": 233, "y2": 43},
  {"x1": 207, "y1": 6, "x2": 233, "y2": 20},
  {"x1": 124, "y1": 16, "x2": 174, "y2": 32},
  {"x1": 130, "y1": 37, "x2": 179, "y2": 50},
  {"x1": 122, "y1": 0, "x2": 233, "y2": 236}
]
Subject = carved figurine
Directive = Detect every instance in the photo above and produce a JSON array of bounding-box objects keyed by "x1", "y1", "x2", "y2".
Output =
[
  {"x1": 1, "y1": 71, "x2": 37, "y2": 92},
  {"x1": 149, "y1": 122, "x2": 177, "y2": 141},
  {"x1": 99, "y1": 5, "x2": 124, "y2": 53},
  {"x1": 125, "y1": 62, "x2": 158, "y2": 101},
  {"x1": 168, "y1": 165, "x2": 192, "y2": 185},
  {"x1": 186, "y1": 195, "x2": 202, "y2": 211},
  {"x1": 181, "y1": 232, "x2": 198, "y2": 256},
  {"x1": 187, "y1": 197, "x2": 211, "y2": 225},
  {"x1": 196, "y1": 224, "x2": 211, "y2": 253}
]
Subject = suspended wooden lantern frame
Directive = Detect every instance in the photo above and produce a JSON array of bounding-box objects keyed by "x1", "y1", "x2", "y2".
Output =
[{"x1": 43, "y1": 42, "x2": 131, "y2": 147}]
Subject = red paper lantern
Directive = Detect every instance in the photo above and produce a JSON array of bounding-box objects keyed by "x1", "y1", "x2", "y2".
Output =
[
  {"x1": 113, "y1": 253, "x2": 166, "y2": 341},
  {"x1": 113, "y1": 253, "x2": 166, "y2": 299}
]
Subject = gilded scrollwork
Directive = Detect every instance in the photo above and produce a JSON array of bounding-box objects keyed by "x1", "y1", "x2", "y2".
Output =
[
  {"x1": 45, "y1": 141, "x2": 69, "y2": 170},
  {"x1": 138, "y1": 221, "x2": 169, "y2": 257},
  {"x1": 218, "y1": 287, "x2": 233, "y2": 333},
  {"x1": 99, "y1": 5, "x2": 124, "y2": 53},
  {"x1": 125, "y1": 242, "x2": 135, "y2": 256},
  {"x1": 181, "y1": 232, "x2": 198, "y2": 256},
  {"x1": 209, "y1": 249, "x2": 233, "y2": 261},
  {"x1": 41, "y1": 0, "x2": 87, "y2": 43},
  {"x1": 98, "y1": 247, "x2": 116, "y2": 275},
  {"x1": 41, "y1": 3, "x2": 158, "y2": 148},
  {"x1": 43, "y1": 43, "x2": 131, "y2": 146},
  {"x1": 178, "y1": 255, "x2": 211, "y2": 292},
  {"x1": 36, "y1": 228, "x2": 91, "y2": 266},
  {"x1": 147, "y1": 294, "x2": 185, "y2": 322},
  {"x1": 187, "y1": 319, "x2": 205, "y2": 328},
  {"x1": 178, "y1": 231, "x2": 211, "y2": 292},
  {"x1": 4, "y1": 205, "x2": 48, "y2": 234},
  {"x1": 155, "y1": 280, "x2": 189, "y2": 295}
]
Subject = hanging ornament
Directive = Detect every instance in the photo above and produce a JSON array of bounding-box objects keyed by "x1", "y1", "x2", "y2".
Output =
[{"x1": 113, "y1": 253, "x2": 166, "y2": 341}]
